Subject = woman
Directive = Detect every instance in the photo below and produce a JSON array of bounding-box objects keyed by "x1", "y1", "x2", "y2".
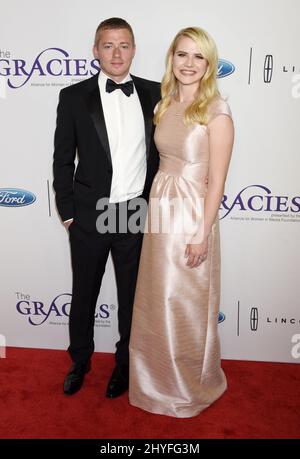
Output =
[{"x1": 129, "y1": 27, "x2": 234, "y2": 418}]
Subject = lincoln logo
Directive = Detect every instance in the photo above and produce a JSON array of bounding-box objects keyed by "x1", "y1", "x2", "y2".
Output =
[
  {"x1": 264, "y1": 55, "x2": 273, "y2": 83},
  {"x1": 250, "y1": 307, "x2": 258, "y2": 331}
]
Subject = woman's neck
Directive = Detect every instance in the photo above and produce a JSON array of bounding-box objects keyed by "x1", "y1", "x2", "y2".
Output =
[{"x1": 176, "y1": 83, "x2": 199, "y2": 103}]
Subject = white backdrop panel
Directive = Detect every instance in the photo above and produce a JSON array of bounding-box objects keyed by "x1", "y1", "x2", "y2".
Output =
[{"x1": 0, "y1": 0, "x2": 299, "y2": 363}]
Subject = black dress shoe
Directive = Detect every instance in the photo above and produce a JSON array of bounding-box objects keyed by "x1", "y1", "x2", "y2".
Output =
[
  {"x1": 63, "y1": 360, "x2": 91, "y2": 395},
  {"x1": 105, "y1": 365, "x2": 129, "y2": 399}
]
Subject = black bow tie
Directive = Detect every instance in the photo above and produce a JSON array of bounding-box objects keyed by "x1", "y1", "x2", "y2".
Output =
[{"x1": 106, "y1": 78, "x2": 134, "y2": 97}]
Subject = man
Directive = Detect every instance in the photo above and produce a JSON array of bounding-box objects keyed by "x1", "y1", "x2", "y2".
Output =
[{"x1": 53, "y1": 18, "x2": 160, "y2": 398}]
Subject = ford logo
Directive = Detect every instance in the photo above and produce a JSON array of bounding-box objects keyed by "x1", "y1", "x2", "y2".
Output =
[
  {"x1": 218, "y1": 59, "x2": 235, "y2": 78},
  {"x1": 218, "y1": 312, "x2": 226, "y2": 323},
  {"x1": 0, "y1": 188, "x2": 36, "y2": 207}
]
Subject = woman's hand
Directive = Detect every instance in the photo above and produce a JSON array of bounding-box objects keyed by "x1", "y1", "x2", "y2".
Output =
[{"x1": 185, "y1": 237, "x2": 208, "y2": 268}]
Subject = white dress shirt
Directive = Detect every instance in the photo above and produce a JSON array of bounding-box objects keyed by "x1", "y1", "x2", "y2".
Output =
[{"x1": 98, "y1": 71, "x2": 146, "y2": 203}]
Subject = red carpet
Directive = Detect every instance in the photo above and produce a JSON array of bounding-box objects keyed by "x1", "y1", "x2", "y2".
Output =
[{"x1": 0, "y1": 348, "x2": 299, "y2": 439}]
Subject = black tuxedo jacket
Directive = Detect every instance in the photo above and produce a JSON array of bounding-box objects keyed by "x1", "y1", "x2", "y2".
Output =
[{"x1": 53, "y1": 73, "x2": 161, "y2": 232}]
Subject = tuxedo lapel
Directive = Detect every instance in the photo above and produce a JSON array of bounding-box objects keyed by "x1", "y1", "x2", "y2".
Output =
[
  {"x1": 85, "y1": 74, "x2": 112, "y2": 167},
  {"x1": 85, "y1": 74, "x2": 153, "y2": 166},
  {"x1": 132, "y1": 76, "x2": 153, "y2": 160}
]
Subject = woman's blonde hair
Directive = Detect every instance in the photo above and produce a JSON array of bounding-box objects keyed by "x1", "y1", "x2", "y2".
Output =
[{"x1": 154, "y1": 27, "x2": 220, "y2": 126}]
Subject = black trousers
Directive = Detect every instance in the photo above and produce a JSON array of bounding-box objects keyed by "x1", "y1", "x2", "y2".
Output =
[{"x1": 67, "y1": 200, "x2": 144, "y2": 367}]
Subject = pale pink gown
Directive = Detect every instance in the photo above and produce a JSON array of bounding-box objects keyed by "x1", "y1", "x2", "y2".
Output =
[{"x1": 129, "y1": 98, "x2": 232, "y2": 418}]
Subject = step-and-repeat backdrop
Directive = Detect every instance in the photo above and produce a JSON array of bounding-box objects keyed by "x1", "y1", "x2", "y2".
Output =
[{"x1": 1, "y1": 0, "x2": 299, "y2": 362}]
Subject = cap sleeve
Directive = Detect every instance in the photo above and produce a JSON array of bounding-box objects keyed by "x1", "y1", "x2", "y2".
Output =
[{"x1": 207, "y1": 98, "x2": 232, "y2": 124}]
